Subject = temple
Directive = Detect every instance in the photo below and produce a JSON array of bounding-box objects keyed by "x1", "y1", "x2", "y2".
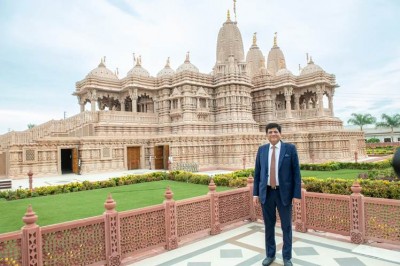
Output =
[{"x1": 0, "y1": 10, "x2": 365, "y2": 178}]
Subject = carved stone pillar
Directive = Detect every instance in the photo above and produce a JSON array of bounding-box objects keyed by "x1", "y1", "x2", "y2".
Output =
[
  {"x1": 294, "y1": 183, "x2": 307, "y2": 233},
  {"x1": 104, "y1": 194, "x2": 121, "y2": 265},
  {"x1": 164, "y1": 187, "x2": 178, "y2": 250},
  {"x1": 294, "y1": 93, "x2": 300, "y2": 111},
  {"x1": 90, "y1": 89, "x2": 97, "y2": 111},
  {"x1": 316, "y1": 85, "x2": 324, "y2": 116},
  {"x1": 350, "y1": 182, "x2": 365, "y2": 244},
  {"x1": 120, "y1": 99, "x2": 125, "y2": 111},
  {"x1": 21, "y1": 205, "x2": 42, "y2": 265},
  {"x1": 247, "y1": 175, "x2": 257, "y2": 222},
  {"x1": 208, "y1": 179, "x2": 221, "y2": 235},
  {"x1": 284, "y1": 87, "x2": 293, "y2": 118},
  {"x1": 328, "y1": 95, "x2": 334, "y2": 116}
]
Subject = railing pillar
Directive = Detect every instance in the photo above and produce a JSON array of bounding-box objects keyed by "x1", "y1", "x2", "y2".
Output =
[
  {"x1": 294, "y1": 182, "x2": 307, "y2": 233},
  {"x1": 103, "y1": 194, "x2": 121, "y2": 265},
  {"x1": 164, "y1": 187, "x2": 178, "y2": 250},
  {"x1": 350, "y1": 182, "x2": 365, "y2": 244},
  {"x1": 21, "y1": 205, "x2": 42, "y2": 266},
  {"x1": 247, "y1": 175, "x2": 257, "y2": 222},
  {"x1": 208, "y1": 179, "x2": 221, "y2": 235}
]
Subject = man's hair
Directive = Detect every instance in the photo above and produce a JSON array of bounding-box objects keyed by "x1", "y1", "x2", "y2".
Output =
[{"x1": 265, "y1": 123, "x2": 282, "y2": 133}]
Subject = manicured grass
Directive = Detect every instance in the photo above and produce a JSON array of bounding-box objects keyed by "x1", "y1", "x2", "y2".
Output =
[
  {"x1": 301, "y1": 169, "x2": 363, "y2": 180},
  {"x1": 0, "y1": 180, "x2": 231, "y2": 234}
]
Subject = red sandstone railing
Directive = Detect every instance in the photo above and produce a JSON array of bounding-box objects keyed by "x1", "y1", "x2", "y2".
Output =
[{"x1": 0, "y1": 178, "x2": 399, "y2": 265}]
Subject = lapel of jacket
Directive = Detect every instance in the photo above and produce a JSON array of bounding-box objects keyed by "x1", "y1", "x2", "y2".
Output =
[
  {"x1": 264, "y1": 144, "x2": 270, "y2": 166},
  {"x1": 278, "y1": 141, "x2": 286, "y2": 170}
]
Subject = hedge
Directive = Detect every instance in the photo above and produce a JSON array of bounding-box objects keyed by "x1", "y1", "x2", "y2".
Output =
[{"x1": 1, "y1": 168, "x2": 399, "y2": 201}]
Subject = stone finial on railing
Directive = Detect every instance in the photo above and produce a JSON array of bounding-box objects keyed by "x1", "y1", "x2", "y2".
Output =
[
  {"x1": 247, "y1": 175, "x2": 254, "y2": 186},
  {"x1": 21, "y1": 205, "x2": 42, "y2": 265},
  {"x1": 22, "y1": 205, "x2": 37, "y2": 227},
  {"x1": 351, "y1": 181, "x2": 362, "y2": 195},
  {"x1": 208, "y1": 178, "x2": 216, "y2": 193},
  {"x1": 104, "y1": 193, "x2": 116, "y2": 213},
  {"x1": 164, "y1": 186, "x2": 174, "y2": 201}
]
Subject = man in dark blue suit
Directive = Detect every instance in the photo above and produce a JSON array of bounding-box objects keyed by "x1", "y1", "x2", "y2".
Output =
[{"x1": 253, "y1": 123, "x2": 302, "y2": 266}]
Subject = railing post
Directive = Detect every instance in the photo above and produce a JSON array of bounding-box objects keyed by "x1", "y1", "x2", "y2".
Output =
[
  {"x1": 208, "y1": 179, "x2": 221, "y2": 235},
  {"x1": 104, "y1": 194, "x2": 121, "y2": 265},
  {"x1": 294, "y1": 182, "x2": 307, "y2": 233},
  {"x1": 164, "y1": 186, "x2": 178, "y2": 250},
  {"x1": 21, "y1": 205, "x2": 42, "y2": 266},
  {"x1": 27, "y1": 171, "x2": 33, "y2": 191},
  {"x1": 350, "y1": 182, "x2": 365, "y2": 244},
  {"x1": 247, "y1": 175, "x2": 257, "y2": 222}
]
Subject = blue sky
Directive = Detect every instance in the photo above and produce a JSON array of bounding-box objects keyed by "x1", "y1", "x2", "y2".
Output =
[{"x1": 0, "y1": 0, "x2": 399, "y2": 134}]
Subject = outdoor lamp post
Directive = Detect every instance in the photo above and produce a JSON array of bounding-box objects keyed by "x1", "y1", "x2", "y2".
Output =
[{"x1": 27, "y1": 170, "x2": 33, "y2": 191}]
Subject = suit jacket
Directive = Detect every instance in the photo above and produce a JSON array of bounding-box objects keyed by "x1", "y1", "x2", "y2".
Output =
[{"x1": 253, "y1": 141, "x2": 301, "y2": 206}]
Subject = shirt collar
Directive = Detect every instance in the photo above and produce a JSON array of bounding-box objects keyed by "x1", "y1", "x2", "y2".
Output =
[{"x1": 270, "y1": 141, "x2": 281, "y2": 149}]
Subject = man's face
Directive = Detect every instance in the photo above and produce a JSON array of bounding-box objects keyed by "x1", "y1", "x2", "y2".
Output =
[{"x1": 267, "y1": 127, "x2": 281, "y2": 145}]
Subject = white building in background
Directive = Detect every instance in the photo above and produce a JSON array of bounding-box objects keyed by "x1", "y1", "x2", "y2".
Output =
[{"x1": 0, "y1": 10, "x2": 365, "y2": 178}]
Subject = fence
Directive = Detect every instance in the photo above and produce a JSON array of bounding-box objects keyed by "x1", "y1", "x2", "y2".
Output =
[{"x1": 0, "y1": 177, "x2": 399, "y2": 265}]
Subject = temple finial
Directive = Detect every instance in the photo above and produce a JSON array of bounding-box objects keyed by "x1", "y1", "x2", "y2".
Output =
[
  {"x1": 233, "y1": 0, "x2": 237, "y2": 22},
  {"x1": 133, "y1": 52, "x2": 136, "y2": 65},
  {"x1": 306, "y1": 53, "x2": 309, "y2": 63},
  {"x1": 103, "y1": 56, "x2": 106, "y2": 63},
  {"x1": 253, "y1": 32, "x2": 257, "y2": 46},
  {"x1": 273, "y1": 32, "x2": 277, "y2": 47},
  {"x1": 185, "y1": 51, "x2": 190, "y2": 62},
  {"x1": 227, "y1": 10, "x2": 231, "y2": 21},
  {"x1": 166, "y1": 57, "x2": 170, "y2": 67}
]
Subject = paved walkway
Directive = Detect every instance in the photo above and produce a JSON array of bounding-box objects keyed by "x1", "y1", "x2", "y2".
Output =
[
  {"x1": 130, "y1": 222, "x2": 400, "y2": 266},
  {"x1": 6, "y1": 169, "x2": 233, "y2": 190}
]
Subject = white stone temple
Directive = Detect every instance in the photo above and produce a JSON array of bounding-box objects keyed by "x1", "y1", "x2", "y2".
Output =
[{"x1": 0, "y1": 10, "x2": 365, "y2": 178}]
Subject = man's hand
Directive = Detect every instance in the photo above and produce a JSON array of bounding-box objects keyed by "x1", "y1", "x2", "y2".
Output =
[{"x1": 253, "y1": 196, "x2": 259, "y2": 206}]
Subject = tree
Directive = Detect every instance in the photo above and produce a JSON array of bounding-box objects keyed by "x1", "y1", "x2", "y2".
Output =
[
  {"x1": 376, "y1": 113, "x2": 400, "y2": 142},
  {"x1": 27, "y1": 123, "x2": 36, "y2": 129},
  {"x1": 347, "y1": 113, "x2": 376, "y2": 130}
]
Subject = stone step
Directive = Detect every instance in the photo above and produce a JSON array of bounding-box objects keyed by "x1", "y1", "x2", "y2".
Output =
[{"x1": 0, "y1": 179, "x2": 12, "y2": 189}]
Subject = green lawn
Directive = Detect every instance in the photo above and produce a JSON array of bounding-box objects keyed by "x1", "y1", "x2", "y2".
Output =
[
  {"x1": 301, "y1": 169, "x2": 363, "y2": 180},
  {"x1": 0, "y1": 180, "x2": 231, "y2": 234}
]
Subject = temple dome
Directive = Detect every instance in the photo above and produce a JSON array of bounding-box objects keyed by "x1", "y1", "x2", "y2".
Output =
[
  {"x1": 276, "y1": 68, "x2": 293, "y2": 76},
  {"x1": 87, "y1": 58, "x2": 118, "y2": 80},
  {"x1": 127, "y1": 56, "x2": 150, "y2": 77},
  {"x1": 176, "y1": 52, "x2": 199, "y2": 73},
  {"x1": 246, "y1": 33, "x2": 265, "y2": 78},
  {"x1": 157, "y1": 58, "x2": 175, "y2": 77},
  {"x1": 300, "y1": 58, "x2": 324, "y2": 75},
  {"x1": 266, "y1": 33, "x2": 287, "y2": 76},
  {"x1": 215, "y1": 11, "x2": 245, "y2": 64}
]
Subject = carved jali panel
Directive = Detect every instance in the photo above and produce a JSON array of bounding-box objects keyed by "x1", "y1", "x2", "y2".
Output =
[
  {"x1": 306, "y1": 195, "x2": 350, "y2": 234},
  {"x1": 177, "y1": 200, "x2": 211, "y2": 237},
  {"x1": 120, "y1": 209, "x2": 165, "y2": 256},
  {"x1": 218, "y1": 192, "x2": 250, "y2": 225},
  {"x1": 364, "y1": 201, "x2": 400, "y2": 242},
  {"x1": 42, "y1": 221, "x2": 106, "y2": 265},
  {"x1": 0, "y1": 238, "x2": 22, "y2": 266}
]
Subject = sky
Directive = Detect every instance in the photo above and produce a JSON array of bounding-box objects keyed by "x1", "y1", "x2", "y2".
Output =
[{"x1": 0, "y1": 0, "x2": 399, "y2": 134}]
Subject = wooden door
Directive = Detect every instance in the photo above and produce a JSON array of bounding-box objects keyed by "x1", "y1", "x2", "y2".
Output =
[
  {"x1": 127, "y1": 147, "x2": 141, "y2": 170},
  {"x1": 154, "y1": 146, "x2": 164, "y2": 169},
  {"x1": 72, "y1": 148, "x2": 79, "y2": 174}
]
